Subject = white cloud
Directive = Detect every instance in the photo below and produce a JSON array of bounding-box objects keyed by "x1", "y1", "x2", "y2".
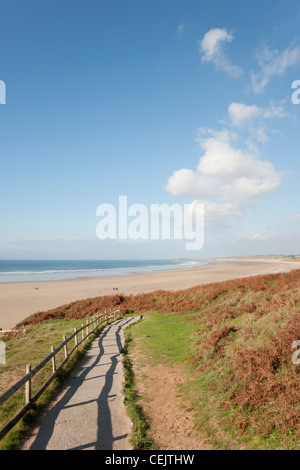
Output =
[
  {"x1": 235, "y1": 231, "x2": 300, "y2": 244},
  {"x1": 228, "y1": 103, "x2": 263, "y2": 127},
  {"x1": 199, "y1": 28, "x2": 243, "y2": 78},
  {"x1": 226, "y1": 101, "x2": 289, "y2": 145},
  {"x1": 251, "y1": 44, "x2": 300, "y2": 93},
  {"x1": 165, "y1": 128, "x2": 281, "y2": 227},
  {"x1": 291, "y1": 214, "x2": 300, "y2": 221},
  {"x1": 237, "y1": 233, "x2": 274, "y2": 241},
  {"x1": 177, "y1": 24, "x2": 185, "y2": 36},
  {"x1": 228, "y1": 102, "x2": 288, "y2": 127}
]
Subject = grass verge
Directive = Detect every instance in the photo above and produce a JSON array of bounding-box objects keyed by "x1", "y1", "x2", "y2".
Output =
[
  {"x1": 121, "y1": 323, "x2": 156, "y2": 450},
  {"x1": 121, "y1": 312, "x2": 198, "y2": 450}
]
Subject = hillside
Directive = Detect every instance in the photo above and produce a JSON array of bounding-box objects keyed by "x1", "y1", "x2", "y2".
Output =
[{"x1": 17, "y1": 269, "x2": 300, "y2": 448}]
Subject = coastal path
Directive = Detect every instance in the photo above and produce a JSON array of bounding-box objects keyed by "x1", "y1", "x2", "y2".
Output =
[{"x1": 19, "y1": 316, "x2": 139, "y2": 450}]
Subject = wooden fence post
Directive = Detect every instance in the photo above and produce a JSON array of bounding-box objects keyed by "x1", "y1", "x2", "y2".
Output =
[
  {"x1": 74, "y1": 328, "x2": 78, "y2": 349},
  {"x1": 81, "y1": 324, "x2": 85, "y2": 345},
  {"x1": 25, "y1": 364, "x2": 31, "y2": 404},
  {"x1": 51, "y1": 346, "x2": 56, "y2": 373},
  {"x1": 63, "y1": 334, "x2": 68, "y2": 359}
]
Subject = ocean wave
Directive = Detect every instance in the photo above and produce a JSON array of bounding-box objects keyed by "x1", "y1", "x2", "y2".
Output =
[
  {"x1": 0, "y1": 268, "x2": 106, "y2": 276},
  {"x1": 0, "y1": 260, "x2": 204, "y2": 283}
]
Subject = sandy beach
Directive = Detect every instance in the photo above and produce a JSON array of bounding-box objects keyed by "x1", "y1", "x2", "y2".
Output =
[{"x1": 0, "y1": 258, "x2": 299, "y2": 330}]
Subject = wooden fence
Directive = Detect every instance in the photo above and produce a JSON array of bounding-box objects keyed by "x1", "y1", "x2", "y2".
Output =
[{"x1": 0, "y1": 308, "x2": 122, "y2": 441}]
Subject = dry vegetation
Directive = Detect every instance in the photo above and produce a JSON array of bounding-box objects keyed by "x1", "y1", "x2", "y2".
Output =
[{"x1": 16, "y1": 269, "x2": 300, "y2": 448}]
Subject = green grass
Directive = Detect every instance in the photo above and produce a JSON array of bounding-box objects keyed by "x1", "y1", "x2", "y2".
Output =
[{"x1": 130, "y1": 312, "x2": 197, "y2": 367}]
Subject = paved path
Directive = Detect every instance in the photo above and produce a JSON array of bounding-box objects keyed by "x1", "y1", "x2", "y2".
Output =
[{"x1": 19, "y1": 316, "x2": 140, "y2": 450}]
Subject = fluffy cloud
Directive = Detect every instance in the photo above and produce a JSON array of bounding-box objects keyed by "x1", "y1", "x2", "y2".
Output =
[
  {"x1": 165, "y1": 128, "x2": 281, "y2": 227},
  {"x1": 251, "y1": 45, "x2": 300, "y2": 93},
  {"x1": 227, "y1": 102, "x2": 288, "y2": 144},
  {"x1": 199, "y1": 28, "x2": 243, "y2": 78},
  {"x1": 228, "y1": 103, "x2": 263, "y2": 127},
  {"x1": 228, "y1": 102, "x2": 288, "y2": 127}
]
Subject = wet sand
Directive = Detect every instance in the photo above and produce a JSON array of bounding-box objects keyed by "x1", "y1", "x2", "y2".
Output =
[{"x1": 0, "y1": 258, "x2": 299, "y2": 330}]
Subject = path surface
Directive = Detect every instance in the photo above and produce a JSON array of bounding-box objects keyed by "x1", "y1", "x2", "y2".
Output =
[{"x1": 19, "y1": 317, "x2": 139, "y2": 450}]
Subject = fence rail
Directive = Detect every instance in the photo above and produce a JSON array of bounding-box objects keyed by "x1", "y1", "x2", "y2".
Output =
[{"x1": 0, "y1": 308, "x2": 122, "y2": 441}]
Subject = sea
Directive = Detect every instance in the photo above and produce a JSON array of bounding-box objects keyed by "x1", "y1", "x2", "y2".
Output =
[{"x1": 0, "y1": 259, "x2": 205, "y2": 283}]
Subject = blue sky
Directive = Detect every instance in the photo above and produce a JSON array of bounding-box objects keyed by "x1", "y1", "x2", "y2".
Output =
[{"x1": 0, "y1": 0, "x2": 300, "y2": 260}]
